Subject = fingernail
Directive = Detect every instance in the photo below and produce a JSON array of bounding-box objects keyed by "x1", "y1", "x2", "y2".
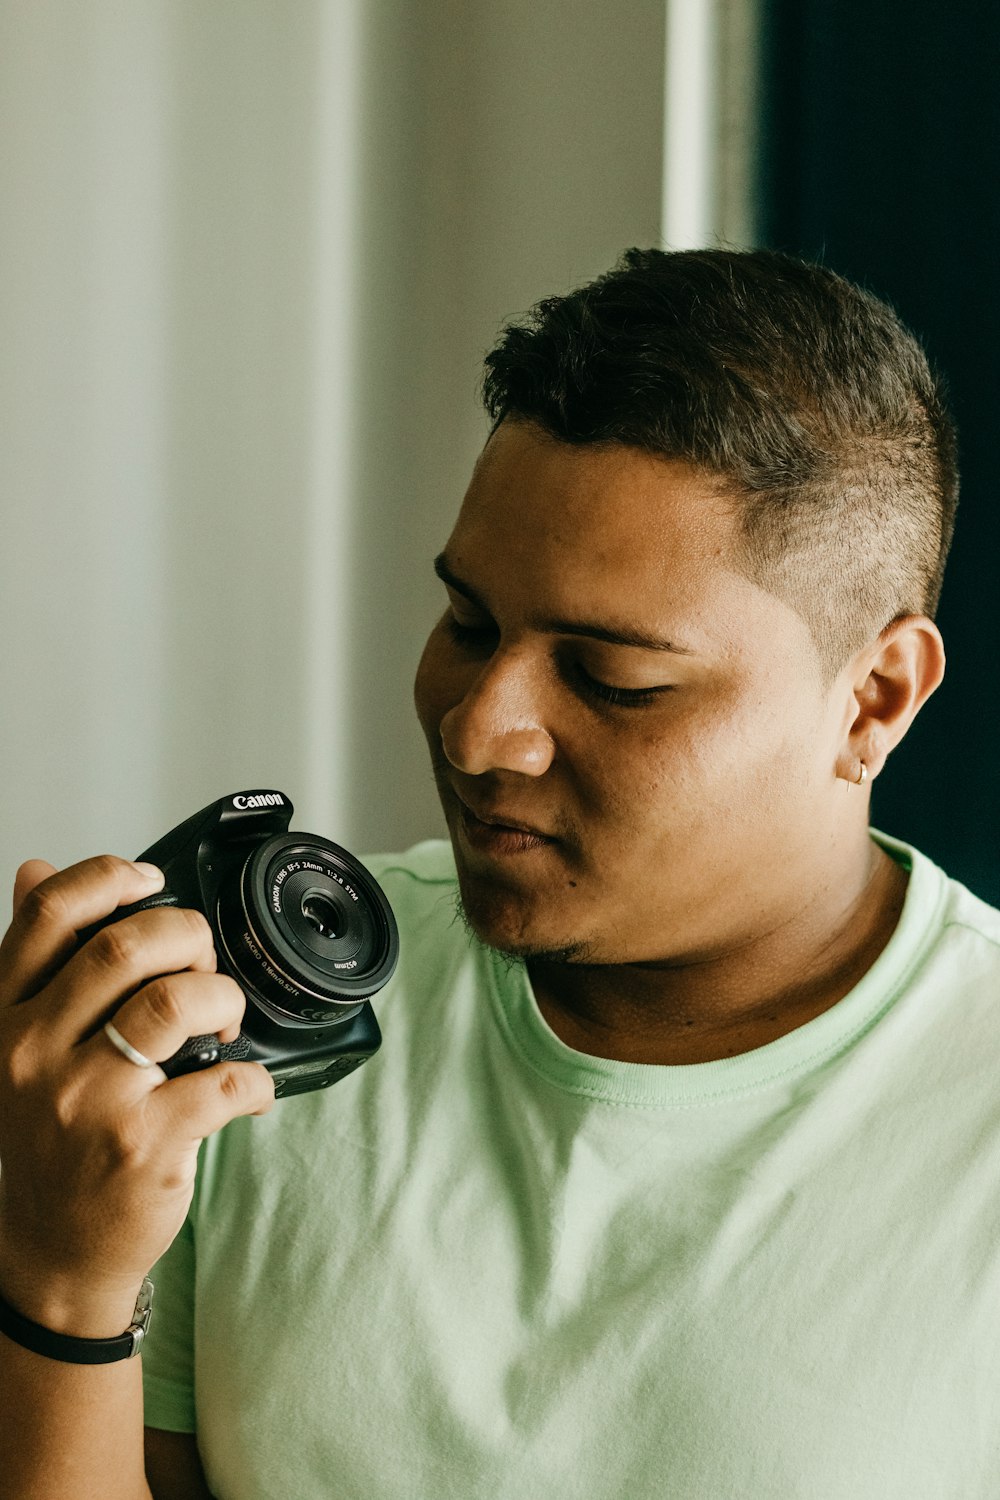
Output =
[{"x1": 133, "y1": 861, "x2": 164, "y2": 883}]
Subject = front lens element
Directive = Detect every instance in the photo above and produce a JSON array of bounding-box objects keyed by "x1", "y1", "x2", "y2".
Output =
[
  {"x1": 216, "y1": 834, "x2": 399, "y2": 1022},
  {"x1": 301, "y1": 891, "x2": 347, "y2": 941}
]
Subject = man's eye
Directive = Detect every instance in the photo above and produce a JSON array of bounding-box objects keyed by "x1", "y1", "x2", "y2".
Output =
[
  {"x1": 444, "y1": 615, "x2": 497, "y2": 646},
  {"x1": 573, "y1": 664, "x2": 672, "y2": 708}
]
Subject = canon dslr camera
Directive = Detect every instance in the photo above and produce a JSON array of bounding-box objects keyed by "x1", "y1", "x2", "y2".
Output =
[{"x1": 85, "y1": 790, "x2": 398, "y2": 1099}]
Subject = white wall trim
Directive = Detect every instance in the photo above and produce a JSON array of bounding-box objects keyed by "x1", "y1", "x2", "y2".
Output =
[{"x1": 662, "y1": 0, "x2": 761, "y2": 250}]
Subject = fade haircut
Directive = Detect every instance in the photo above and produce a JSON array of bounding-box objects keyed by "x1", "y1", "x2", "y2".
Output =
[{"x1": 481, "y1": 248, "x2": 959, "y2": 683}]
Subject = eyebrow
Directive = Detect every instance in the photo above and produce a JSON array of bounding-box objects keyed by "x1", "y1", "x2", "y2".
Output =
[{"x1": 433, "y1": 553, "x2": 700, "y2": 656}]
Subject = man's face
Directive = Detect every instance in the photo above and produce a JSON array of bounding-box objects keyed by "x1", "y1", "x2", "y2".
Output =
[{"x1": 414, "y1": 420, "x2": 850, "y2": 965}]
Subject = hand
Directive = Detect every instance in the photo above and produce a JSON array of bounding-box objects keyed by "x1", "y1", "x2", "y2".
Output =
[{"x1": 0, "y1": 854, "x2": 274, "y2": 1336}]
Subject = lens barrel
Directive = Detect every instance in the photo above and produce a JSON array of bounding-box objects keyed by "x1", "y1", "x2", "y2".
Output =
[{"x1": 215, "y1": 835, "x2": 398, "y2": 1022}]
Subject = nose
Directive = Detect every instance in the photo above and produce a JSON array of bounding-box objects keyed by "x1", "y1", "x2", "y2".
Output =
[{"x1": 439, "y1": 649, "x2": 555, "y2": 778}]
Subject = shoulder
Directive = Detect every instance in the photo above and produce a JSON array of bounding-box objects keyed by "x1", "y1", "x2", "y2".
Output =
[
  {"x1": 360, "y1": 839, "x2": 477, "y2": 1000},
  {"x1": 874, "y1": 827, "x2": 1000, "y2": 978},
  {"x1": 361, "y1": 841, "x2": 461, "y2": 946},
  {"x1": 940, "y1": 876, "x2": 1000, "y2": 955},
  {"x1": 362, "y1": 839, "x2": 459, "y2": 896}
]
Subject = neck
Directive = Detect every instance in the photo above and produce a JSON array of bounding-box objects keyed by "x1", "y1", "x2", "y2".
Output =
[{"x1": 527, "y1": 834, "x2": 910, "y2": 1066}]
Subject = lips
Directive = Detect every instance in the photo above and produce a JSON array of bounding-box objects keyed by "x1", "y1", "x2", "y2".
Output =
[
  {"x1": 448, "y1": 789, "x2": 560, "y2": 857},
  {"x1": 464, "y1": 804, "x2": 554, "y2": 840}
]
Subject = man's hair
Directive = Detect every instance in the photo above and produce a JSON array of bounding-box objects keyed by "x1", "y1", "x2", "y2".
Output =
[{"x1": 482, "y1": 248, "x2": 959, "y2": 682}]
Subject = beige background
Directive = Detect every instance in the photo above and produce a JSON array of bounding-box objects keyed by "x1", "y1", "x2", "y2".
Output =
[{"x1": 0, "y1": 0, "x2": 755, "y2": 873}]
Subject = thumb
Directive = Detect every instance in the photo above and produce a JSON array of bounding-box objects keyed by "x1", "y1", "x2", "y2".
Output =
[{"x1": 13, "y1": 859, "x2": 59, "y2": 918}]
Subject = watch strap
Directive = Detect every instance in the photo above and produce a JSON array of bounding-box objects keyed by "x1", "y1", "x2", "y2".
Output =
[{"x1": 0, "y1": 1276, "x2": 154, "y2": 1364}]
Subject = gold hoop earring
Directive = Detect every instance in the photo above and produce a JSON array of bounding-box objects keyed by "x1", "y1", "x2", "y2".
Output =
[{"x1": 855, "y1": 762, "x2": 868, "y2": 786}]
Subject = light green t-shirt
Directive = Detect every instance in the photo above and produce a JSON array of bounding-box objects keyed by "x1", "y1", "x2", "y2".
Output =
[{"x1": 142, "y1": 831, "x2": 1000, "y2": 1498}]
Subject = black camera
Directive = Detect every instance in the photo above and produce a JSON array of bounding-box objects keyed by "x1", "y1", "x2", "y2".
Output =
[{"x1": 84, "y1": 790, "x2": 398, "y2": 1099}]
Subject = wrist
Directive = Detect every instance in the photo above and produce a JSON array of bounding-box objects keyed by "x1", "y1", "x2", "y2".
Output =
[
  {"x1": 0, "y1": 1276, "x2": 154, "y2": 1364},
  {"x1": 0, "y1": 1243, "x2": 144, "y2": 1341}
]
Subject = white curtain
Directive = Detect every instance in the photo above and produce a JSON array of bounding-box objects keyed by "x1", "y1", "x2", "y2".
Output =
[{"x1": 0, "y1": 0, "x2": 751, "y2": 875}]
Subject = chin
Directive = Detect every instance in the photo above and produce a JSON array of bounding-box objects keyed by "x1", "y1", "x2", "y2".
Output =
[{"x1": 452, "y1": 871, "x2": 595, "y2": 964}]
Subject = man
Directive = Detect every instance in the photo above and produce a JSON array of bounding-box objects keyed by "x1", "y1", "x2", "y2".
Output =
[{"x1": 2, "y1": 248, "x2": 998, "y2": 1498}]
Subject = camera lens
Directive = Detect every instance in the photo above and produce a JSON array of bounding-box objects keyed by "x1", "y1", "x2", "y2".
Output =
[
  {"x1": 301, "y1": 892, "x2": 346, "y2": 941},
  {"x1": 215, "y1": 834, "x2": 398, "y2": 1023}
]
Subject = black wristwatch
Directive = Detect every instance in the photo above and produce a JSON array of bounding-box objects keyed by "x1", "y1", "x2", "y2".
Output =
[{"x1": 0, "y1": 1277, "x2": 154, "y2": 1364}]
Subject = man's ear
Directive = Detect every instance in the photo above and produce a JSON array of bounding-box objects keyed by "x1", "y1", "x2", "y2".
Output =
[{"x1": 835, "y1": 615, "x2": 946, "y2": 784}]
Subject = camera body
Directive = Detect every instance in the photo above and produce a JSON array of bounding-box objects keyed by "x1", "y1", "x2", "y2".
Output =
[{"x1": 88, "y1": 791, "x2": 398, "y2": 1099}]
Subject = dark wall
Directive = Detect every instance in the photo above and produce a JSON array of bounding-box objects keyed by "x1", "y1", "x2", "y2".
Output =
[{"x1": 758, "y1": 0, "x2": 1000, "y2": 902}]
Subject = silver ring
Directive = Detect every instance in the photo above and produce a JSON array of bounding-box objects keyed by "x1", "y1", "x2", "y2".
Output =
[{"x1": 103, "y1": 1021, "x2": 158, "y2": 1070}]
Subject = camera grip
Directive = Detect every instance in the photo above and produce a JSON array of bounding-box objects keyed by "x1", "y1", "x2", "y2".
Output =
[
  {"x1": 80, "y1": 893, "x2": 227, "y2": 1081},
  {"x1": 159, "y1": 1034, "x2": 224, "y2": 1078},
  {"x1": 78, "y1": 889, "x2": 182, "y2": 943},
  {"x1": 160, "y1": 1032, "x2": 254, "y2": 1078}
]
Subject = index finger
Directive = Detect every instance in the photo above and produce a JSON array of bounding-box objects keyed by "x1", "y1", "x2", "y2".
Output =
[
  {"x1": 13, "y1": 859, "x2": 58, "y2": 919},
  {"x1": 0, "y1": 854, "x2": 166, "y2": 1008}
]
